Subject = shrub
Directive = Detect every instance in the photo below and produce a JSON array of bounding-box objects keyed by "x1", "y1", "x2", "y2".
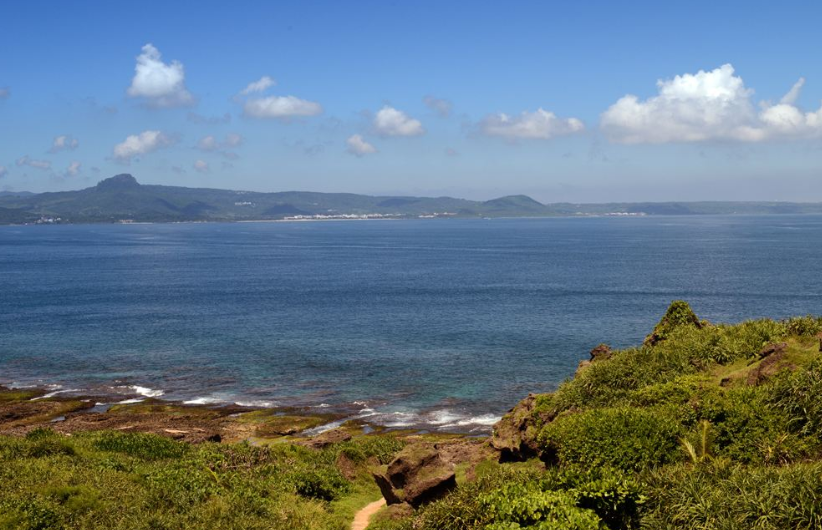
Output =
[
  {"x1": 479, "y1": 483, "x2": 601, "y2": 530},
  {"x1": 769, "y1": 358, "x2": 822, "y2": 438},
  {"x1": 539, "y1": 407, "x2": 681, "y2": 472}
]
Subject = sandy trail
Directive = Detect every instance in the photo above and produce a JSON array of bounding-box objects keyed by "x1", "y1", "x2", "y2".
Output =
[{"x1": 351, "y1": 498, "x2": 386, "y2": 530}]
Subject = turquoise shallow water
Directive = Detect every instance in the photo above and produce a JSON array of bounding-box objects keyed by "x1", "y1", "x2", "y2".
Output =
[{"x1": 1, "y1": 216, "x2": 821, "y2": 432}]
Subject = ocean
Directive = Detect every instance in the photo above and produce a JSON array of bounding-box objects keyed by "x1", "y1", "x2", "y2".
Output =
[{"x1": 1, "y1": 216, "x2": 821, "y2": 432}]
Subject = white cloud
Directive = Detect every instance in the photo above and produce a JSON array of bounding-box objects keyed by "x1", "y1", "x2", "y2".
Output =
[
  {"x1": 373, "y1": 106, "x2": 425, "y2": 137},
  {"x1": 16, "y1": 156, "x2": 51, "y2": 170},
  {"x1": 243, "y1": 95, "x2": 323, "y2": 119},
  {"x1": 196, "y1": 135, "x2": 219, "y2": 152},
  {"x1": 346, "y1": 134, "x2": 377, "y2": 156},
  {"x1": 423, "y1": 95, "x2": 453, "y2": 117},
  {"x1": 0, "y1": 87, "x2": 9, "y2": 99},
  {"x1": 113, "y1": 130, "x2": 174, "y2": 161},
  {"x1": 193, "y1": 159, "x2": 209, "y2": 173},
  {"x1": 127, "y1": 44, "x2": 194, "y2": 108},
  {"x1": 480, "y1": 108, "x2": 584, "y2": 140},
  {"x1": 49, "y1": 135, "x2": 79, "y2": 153},
  {"x1": 601, "y1": 64, "x2": 822, "y2": 143},
  {"x1": 65, "y1": 161, "x2": 81, "y2": 177},
  {"x1": 0, "y1": 166, "x2": 7, "y2": 178},
  {"x1": 239, "y1": 76, "x2": 276, "y2": 96}
]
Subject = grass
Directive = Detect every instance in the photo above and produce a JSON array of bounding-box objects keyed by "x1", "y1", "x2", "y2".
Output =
[{"x1": 0, "y1": 428, "x2": 406, "y2": 530}]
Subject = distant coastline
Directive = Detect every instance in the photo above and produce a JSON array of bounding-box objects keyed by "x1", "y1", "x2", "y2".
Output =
[{"x1": 3, "y1": 173, "x2": 822, "y2": 226}]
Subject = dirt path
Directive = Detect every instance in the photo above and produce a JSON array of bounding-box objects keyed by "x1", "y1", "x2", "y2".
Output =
[{"x1": 351, "y1": 498, "x2": 386, "y2": 530}]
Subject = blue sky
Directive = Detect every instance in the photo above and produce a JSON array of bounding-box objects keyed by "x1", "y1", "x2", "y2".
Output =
[{"x1": 1, "y1": 1, "x2": 821, "y2": 201}]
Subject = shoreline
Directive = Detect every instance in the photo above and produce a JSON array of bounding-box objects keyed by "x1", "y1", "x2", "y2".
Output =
[{"x1": 0, "y1": 384, "x2": 497, "y2": 442}]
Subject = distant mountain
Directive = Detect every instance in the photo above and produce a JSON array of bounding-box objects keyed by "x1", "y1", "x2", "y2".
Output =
[
  {"x1": 0, "y1": 191, "x2": 34, "y2": 198},
  {"x1": 1, "y1": 174, "x2": 822, "y2": 225}
]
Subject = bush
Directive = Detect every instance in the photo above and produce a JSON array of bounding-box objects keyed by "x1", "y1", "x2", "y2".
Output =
[
  {"x1": 769, "y1": 358, "x2": 822, "y2": 438},
  {"x1": 479, "y1": 483, "x2": 601, "y2": 530},
  {"x1": 540, "y1": 407, "x2": 681, "y2": 472}
]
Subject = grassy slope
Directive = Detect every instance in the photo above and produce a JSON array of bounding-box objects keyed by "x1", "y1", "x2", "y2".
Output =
[{"x1": 373, "y1": 303, "x2": 822, "y2": 530}]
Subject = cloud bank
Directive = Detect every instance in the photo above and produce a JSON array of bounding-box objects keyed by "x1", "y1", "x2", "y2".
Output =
[{"x1": 243, "y1": 95, "x2": 323, "y2": 119}]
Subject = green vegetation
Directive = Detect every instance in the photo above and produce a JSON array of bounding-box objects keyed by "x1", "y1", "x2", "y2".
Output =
[
  {"x1": 3, "y1": 302, "x2": 822, "y2": 529},
  {"x1": 0, "y1": 429, "x2": 404, "y2": 530},
  {"x1": 378, "y1": 302, "x2": 822, "y2": 529}
]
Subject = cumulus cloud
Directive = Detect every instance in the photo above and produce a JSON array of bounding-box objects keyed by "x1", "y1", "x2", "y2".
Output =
[
  {"x1": 601, "y1": 64, "x2": 822, "y2": 143},
  {"x1": 373, "y1": 106, "x2": 425, "y2": 137},
  {"x1": 0, "y1": 87, "x2": 9, "y2": 99},
  {"x1": 127, "y1": 44, "x2": 194, "y2": 108},
  {"x1": 113, "y1": 130, "x2": 174, "y2": 162},
  {"x1": 193, "y1": 159, "x2": 209, "y2": 173},
  {"x1": 239, "y1": 76, "x2": 276, "y2": 96},
  {"x1": 423, "y1": 95, "x2": 453, "y2": 117},
  {"x1": 0, "y1": 166, "x2": 7, "y2": 178},
  {"x1": 243, "y1": 95, "x2": 323, "y2": 119},
  {"x1": 65, "y1": 161, "x2": 81, "y2": 177},
  {"x1": 49, "y1": 135, "x2": 79, "y2": 153},
  {"x1": 16, "y1": 156, "x2": 51, "y2": 170},
  {"x1": 346, "y1": 134, "x2": 377, "y2": 156},
  {"x1": 479, "y1": 108, "x2": 584, "y2": 140}
]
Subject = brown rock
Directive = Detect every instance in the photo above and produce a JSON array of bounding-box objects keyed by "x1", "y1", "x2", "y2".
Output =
[
  {"x1": 301, "y1": 428, "x2": 352, "y2": 449},
  {"x1": 758, "y1": 342, "x2": 787, "y2": 359},
  {"x1": 387, "y1": 445, "x2": 440, "y2": 488},
  {"x1": 372, "y1": 472, "x2": 403, "y2": 505},
  {"x1": 336, "y1": 452, "x2": 358, "y2": 481},
  {"x1": 816, "y1": 332, "x2": 822, "y2": 352},
  {"x1": 748, "y1": 343, "x2": 793, "y2": 385},
  {"x1": 373, "y1": 443, "x2": 457, "y2": 507},
  {"x1": 403, "y1": 469, "x2": 457, "y2": 507},
  {"x1": 490, "y1": 394, "x2": 543, "y2": 461},
  {"x1": 589, "y1": 343, "x2": 612, "y2": 361}
]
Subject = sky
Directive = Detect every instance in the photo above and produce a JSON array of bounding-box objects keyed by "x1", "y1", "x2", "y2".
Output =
[{"x1": 1, "y1": 0, "x2": 821, "y2": 202}]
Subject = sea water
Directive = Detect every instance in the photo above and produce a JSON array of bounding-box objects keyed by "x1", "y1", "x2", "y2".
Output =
[{"x1": 1, "y1": 216, "x2": 821, "y2": 432}]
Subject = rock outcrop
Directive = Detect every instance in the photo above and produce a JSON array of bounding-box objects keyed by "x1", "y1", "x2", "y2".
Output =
[
  {"x1": 372, "y1": 444, "x2": 456, "y2": 507},
  {"x1": 490, "y1": 393, "x2": 543, "y2": 461},
  {"x1": 300, "y1": 428, "x2": 352, "y2": 449},
  {"x1": 747, "y1": 342, "x2": 792, "y2": 385}
]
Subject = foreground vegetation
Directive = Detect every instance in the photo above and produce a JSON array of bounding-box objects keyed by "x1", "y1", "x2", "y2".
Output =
[
  {"x1": 374, "y1": 303, "x2": 822, "y2": 529},
  {"x1": 0, "y1": 429, "x2": 403, "y2": 530},
  {"x1": 3, "y1": 302, "x2": 822, "y2": 529}
]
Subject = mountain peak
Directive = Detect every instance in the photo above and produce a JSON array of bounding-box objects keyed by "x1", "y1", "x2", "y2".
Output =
[{"x1": 96, "y1": 174, "x2": 140, "y2": 191}]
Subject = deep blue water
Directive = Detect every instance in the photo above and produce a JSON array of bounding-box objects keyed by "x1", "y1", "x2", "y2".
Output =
[{"x1": 1, "y1": 216, "x2": 821, "y2": 432}]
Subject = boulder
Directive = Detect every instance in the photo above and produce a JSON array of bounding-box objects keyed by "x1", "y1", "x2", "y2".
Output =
[
  {"x1": 490, "y1": 394, "x2": 543, "y2": 461},
  {"x1": 372, "y1": 444, "x2": 456, "y2": 507}
]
